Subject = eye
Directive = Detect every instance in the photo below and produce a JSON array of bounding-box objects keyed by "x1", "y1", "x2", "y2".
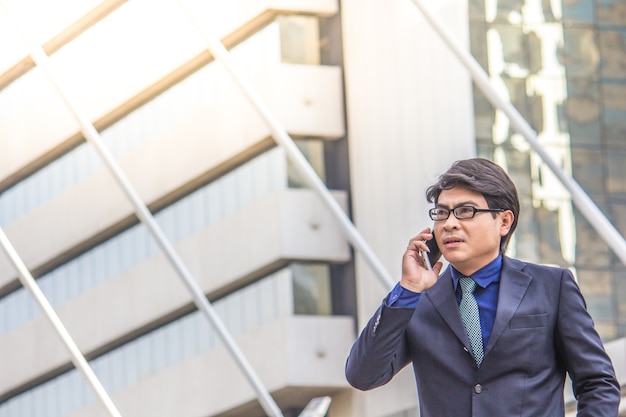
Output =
[
  {"x1": 434, "y1": 208, "x2": 448, "y2": 216},
  {"x1": 456, "y1": 207, "x2": 475, "y2": 215}
]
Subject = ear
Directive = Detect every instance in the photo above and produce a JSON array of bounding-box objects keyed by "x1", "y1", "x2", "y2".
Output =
[{"x1": 499, "y1": 210, "x2": 514, "y2": 236}]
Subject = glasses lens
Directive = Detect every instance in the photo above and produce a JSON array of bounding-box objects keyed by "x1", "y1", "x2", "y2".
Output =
[
  {"x1": 430, "y1": 208, "x2": 449, "y2": 220},
  {"x1": 454, "y1": 207, "x2": 476, "y2": 219}
]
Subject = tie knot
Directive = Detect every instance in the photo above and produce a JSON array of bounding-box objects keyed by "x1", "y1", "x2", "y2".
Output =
[{"x1": 459, "y1": 277, "x2": 477, "y2": 294}]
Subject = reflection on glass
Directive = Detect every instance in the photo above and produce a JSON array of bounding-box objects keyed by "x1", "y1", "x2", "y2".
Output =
[
  {"x1": 292, "y1": 263, "x2": 332, "y2": 315},
  {"x1": 563, "y1": 28, "x2": 599, "y2": 78},
  {"x1": 596, "y1": 2, "x2": 626, "y2": 28},
  {"x1": 598, "y1": 31, "x2": 626, "y2": 79},
  {"x1": 565, "y1": 79, "x2": 601, "y2": 147},
  {"x1": 562, "y1": 0, "x2": 594, "y2": 24},
  {"x1": 576, "y1": 269, "x2": 614, "y2": 327},
  {"x1": 484, "y1": 0, "x2": 524, "y2": 23},
  {"x1": 615, "y1": 271, "x2": 626, "y2": 335},
  {"x1": 470, "y1": 0, "x2": 626, "y2": 340},
  {"x1": 606, "y1": 151, "x2": 626, "y2": 198},
  {"x1": 570, "y1": 148, "x2": 604, "y2": 193},
  {"x1": 602, "y1": 82, "x2": 626, "y2": 148},
  {"x1": 288, "y1": 139, "x2": 326, "y2": 188},
  {"x1": 278, "y1": 15, "x2": 321, "y2": 65}
]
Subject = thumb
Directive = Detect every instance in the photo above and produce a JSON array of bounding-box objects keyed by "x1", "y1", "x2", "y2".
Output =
[{"x1": 433, "y1": 261, "x2": 444, "y2": 275}]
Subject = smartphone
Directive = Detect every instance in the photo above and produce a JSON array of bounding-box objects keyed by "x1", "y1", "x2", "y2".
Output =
[{"x1": 424, "y1": 235, "x2": 442, "y2": 270}]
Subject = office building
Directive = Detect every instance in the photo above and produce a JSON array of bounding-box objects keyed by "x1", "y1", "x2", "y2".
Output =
[{"x1": 0, "y1": 1, "x2": 624, "y2": 416}]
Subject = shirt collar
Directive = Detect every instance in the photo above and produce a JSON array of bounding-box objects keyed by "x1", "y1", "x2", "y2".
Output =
[{"x1": 451, "y1": 254, "x2": 503, "y2": 290}]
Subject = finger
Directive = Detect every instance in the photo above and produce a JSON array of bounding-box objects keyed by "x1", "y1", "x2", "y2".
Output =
[
  {"x1": 408, "y1": 238, "x2": 430, "y2": 254},
  {"x1": 405, "y1": 246, "x2": 432, "y2": 271},
  {"x1": 409, "y1": 228, "x2": 432, "y2": 241},
  {"x1": 409, "y1": 229, "x2": 434, "y2": 245}
]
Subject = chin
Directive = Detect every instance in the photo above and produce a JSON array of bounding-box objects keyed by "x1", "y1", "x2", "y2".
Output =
[
  {"x1": 442, "y1": 252, "x2": 469, "y2": 267},
  {"x1": 441, "y1": 250, "x2": 461, "y2": 262}
]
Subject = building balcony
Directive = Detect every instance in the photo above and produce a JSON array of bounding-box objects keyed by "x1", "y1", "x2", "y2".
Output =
[
  {"x1": 0, "y1": 188, "x2": 351, "y2": 399},
  {"x1": 65, "y1": 315, "x2": 355, "y2": 417}
]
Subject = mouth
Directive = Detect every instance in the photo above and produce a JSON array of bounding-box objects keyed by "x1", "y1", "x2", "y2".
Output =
[{"x1": 443, "y1": 236, "x2": 464, "y2": 246}]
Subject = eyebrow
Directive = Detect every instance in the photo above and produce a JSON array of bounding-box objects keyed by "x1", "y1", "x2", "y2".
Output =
[{"x1": 435, "y1": 200, "x2": 481, "y2": 209}]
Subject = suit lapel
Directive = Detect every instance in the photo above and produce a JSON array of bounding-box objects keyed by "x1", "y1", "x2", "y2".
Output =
[
  {"x1": 484, "y1": 258, "x2": 532, "y2": 355},
  {"x1": 425, "y1": 269, "x2": 469, "y2": 347}
]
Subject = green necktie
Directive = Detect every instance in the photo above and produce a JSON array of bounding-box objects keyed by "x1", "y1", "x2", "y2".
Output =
[{"x1": 459, "y1": 277, "x2": 484, "y2": 367}]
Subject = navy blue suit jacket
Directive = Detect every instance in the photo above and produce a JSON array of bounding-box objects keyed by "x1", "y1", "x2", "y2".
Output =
[{"x1": 346, "y1": 257, "x2": 620, "y2": 417}]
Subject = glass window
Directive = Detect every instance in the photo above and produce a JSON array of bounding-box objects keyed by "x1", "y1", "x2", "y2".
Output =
[
  {"x1": 470, "y1": 0, "x2": 626, "y2": 342},
  {"x1": 598, "y1": 31, "x2": 626, "y2": 79},
  {"x1": 596, "y1": 1, "x2": 626, "y2": 29},
  {"x1": 609, "y1": 202, "x2": 626, "y2": 259},
  {"x1": 469, "y1": 0, "x2": 486, "y2": 21},
  {"x1": 487, "y1": 24, "x2": 529, "y2": 76},
  {"x1": 571, "y1": 148, "x2": 604, "y2": 194},
  {"x1": 287, "y1": 139, "x2": 326, "y2": 188},
  {"x1": 565, "y1": 79, "x2": 602, "y2": 147},
  {"x1": 563, "y1": 0, "x2": 595, "y2": 25},
  {"x1": 576, "y1": 269, "x2": 615, "y2": 322},
  {"x1": 563, "y1": 28, "x2": 600, "y2": 78},
  {"x1": 278, "y1": 15, "x2": 321, "y2": 65},
  {"x1": 292, "y1": 263, "x2": 332, "y2": 315},
  {"x1": 485, "y1": 0, "x2": 524, "y2": 23},
  {"x1": 606, "y1": 151, "x2": 626, "y2": 198},
  {"x1": 602, "y1": 82, "x2": 626, "y2": 149},
  {"x1": 574, "y1": 205, "x2": 612, "y2": 268},
  {"x1": 616, "y1": 271, "x2": 626, "y2": 329}
]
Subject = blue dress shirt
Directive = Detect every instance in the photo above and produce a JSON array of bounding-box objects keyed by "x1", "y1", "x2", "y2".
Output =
[{"x1": 387, "y1": 255, "x2": 502, "y2": 349}]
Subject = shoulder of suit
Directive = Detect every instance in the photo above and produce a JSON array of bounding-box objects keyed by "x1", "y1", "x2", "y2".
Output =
[{"x1": 503, "y1": 256, "x2": 570, "y2": 276}]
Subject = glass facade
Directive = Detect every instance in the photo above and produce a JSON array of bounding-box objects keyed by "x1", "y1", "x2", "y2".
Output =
[{"x1": 469, "y1": 0, "x2": 626, "y2": 340}]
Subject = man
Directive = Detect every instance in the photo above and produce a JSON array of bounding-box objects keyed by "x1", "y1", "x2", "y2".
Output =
[{"x1": 345, "y1": 158, "x2": 620, "y2": 416}]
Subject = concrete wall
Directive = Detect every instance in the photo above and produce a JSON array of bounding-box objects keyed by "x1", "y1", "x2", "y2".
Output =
[
  {"x1": 340, "y1": 0, "x2": 475, "y2": 415},
  {"x1": 0, "y1": 63, "x2": 345, "y2": 292},
  {"x1": 63, "y1": 316, "x2": 354, "y2": 417},
  {"x1": 0, "y1": 189, "x2": 351, "y2": 395},
  {"x1": 0, "y1": 0, "x2": 339, "y2": 185}
]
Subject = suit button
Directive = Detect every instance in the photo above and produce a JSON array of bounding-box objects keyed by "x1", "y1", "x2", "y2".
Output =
[{"x1": 474, "y1": 384, "x2": 483, "y2": 394}]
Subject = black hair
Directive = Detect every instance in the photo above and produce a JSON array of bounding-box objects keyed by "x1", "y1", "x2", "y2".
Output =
[{"x1": 426, "y1": 158, "x2": 520, "y2": 253}]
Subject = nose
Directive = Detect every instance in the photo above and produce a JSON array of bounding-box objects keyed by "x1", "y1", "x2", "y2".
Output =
[{"x1": 442, "y1": 213, "x2": 460, "y2": 230}]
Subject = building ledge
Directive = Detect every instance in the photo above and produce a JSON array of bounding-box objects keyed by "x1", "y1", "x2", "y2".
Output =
[
  {"x1": 64, "y1": 315, "x2": 355, "y2": 417},
  {"x1": 0, "y1": 188, "x2": 351, "y2": 397}
]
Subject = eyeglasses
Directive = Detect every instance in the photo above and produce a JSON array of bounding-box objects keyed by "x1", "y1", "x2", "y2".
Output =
[{"x1": 429, "y1": 206, "x2": 505, "y2": 221}]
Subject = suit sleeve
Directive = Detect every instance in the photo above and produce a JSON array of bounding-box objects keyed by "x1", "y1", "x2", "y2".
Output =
[
  {"x1": 345, "y1": 297, "x2": 416, "y2": 391},
  {"x1": 554, "y1": 269, "x2": 621, "y2": 416}
]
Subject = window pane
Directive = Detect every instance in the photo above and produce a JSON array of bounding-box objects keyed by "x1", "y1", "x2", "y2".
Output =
[{"x1": 292, "y1": 263, "x2": 332, "y2": 315}]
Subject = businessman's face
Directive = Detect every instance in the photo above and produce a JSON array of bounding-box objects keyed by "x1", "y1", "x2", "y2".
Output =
[{"x1": 433, "y1": 185, "x2": 513, "y2": 276}]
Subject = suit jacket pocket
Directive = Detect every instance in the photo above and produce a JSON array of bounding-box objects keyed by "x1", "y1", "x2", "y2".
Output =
[{"x1": 510, "y1": 313, "x2": 548, "y2": 329}]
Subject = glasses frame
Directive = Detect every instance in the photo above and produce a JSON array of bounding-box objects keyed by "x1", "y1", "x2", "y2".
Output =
[{"x1": 429, "y1": 206, "x2": 505, "y2": 221}]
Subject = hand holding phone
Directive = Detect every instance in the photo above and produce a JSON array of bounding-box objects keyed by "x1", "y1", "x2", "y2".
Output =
[
  {"x1": 401, "y1": 229, "x2": 442, "y2": 292},
  {"x1": 422, "y1": 235, "x2": 441, "y2": 270}
]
